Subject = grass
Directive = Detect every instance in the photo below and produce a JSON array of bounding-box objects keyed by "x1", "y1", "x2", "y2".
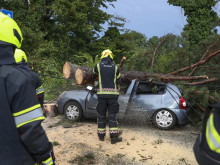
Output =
[
  {"x1": 52, "y1": 141, "x2": 60, "y2": 146},
  {"x1": 47, "y1": 118, "x2": 76, "y2": 128},
  {"x1": 69, "y1": 152, "x2": 96, "y2": 165},
  {"x1": 152, "y1": 138, "x2": 163, "y2": 145}
]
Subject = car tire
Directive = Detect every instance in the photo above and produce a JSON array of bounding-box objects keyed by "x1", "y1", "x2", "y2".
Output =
[
  {"x1": 152, "y1": 109, "x2": 177, "y2": 130},
  {"x1": 64, "y1": 101, "x2": 82, "y2": 121}
]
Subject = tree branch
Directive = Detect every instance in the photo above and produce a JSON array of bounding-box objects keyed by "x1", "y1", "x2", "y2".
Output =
[
  {"x1": 186, "y1": 78, "x2": 217, "y2": 85},
  {"x1": 168, "y1": 49, "x2": 220, "y2": 75},
  {"x1": 151, "y1": 37, "x2": 167, "y2": 70}
]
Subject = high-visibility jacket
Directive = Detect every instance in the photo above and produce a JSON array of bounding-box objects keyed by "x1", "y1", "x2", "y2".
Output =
[
  {"x1": 193, "y1": 102, "x2": 220, "y2": 165},
  {"x1": 93, "y1": 57, "x2": 121, "y2": 98},
  {"x1": 0, "y1": 46, "x2": 53, "y2": 165}
]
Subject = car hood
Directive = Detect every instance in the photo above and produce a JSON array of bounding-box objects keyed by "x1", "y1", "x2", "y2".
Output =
[{"x1": 58, "y1": 89, "x2": 89, "y2": 101}]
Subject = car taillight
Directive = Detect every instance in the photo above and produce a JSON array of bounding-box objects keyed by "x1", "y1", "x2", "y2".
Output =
[{"x1": 180, "y1": 97, "x2": 187, "y2": 109}]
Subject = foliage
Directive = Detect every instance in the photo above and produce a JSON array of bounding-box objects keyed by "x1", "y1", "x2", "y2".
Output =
[
  {"x1": 168, "y1": 0, "x2": 219, "y2": 46},
  {"x1": 177, "y1": 83, "x2": 220, "y2": 126}
]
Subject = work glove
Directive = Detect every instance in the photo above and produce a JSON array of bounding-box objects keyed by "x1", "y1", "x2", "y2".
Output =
[
  {"x1": 36, "y1": 150, "x2": 56, "y2": 165},
  {"x1": 92, "y1": 88, "x2": 97, "y2": 93}
]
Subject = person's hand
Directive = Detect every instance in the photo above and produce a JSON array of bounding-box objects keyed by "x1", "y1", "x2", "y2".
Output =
[
  {"x1": 37, "y1": 150, "x2": 55, "y2": 165},
  {"x1": 92, "y1": 88, "x2": 97, "y2": 93}
]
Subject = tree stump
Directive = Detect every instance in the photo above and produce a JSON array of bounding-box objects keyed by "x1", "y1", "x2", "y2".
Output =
[{"x1": 43, "y1": 103, "x2": 58, "y2": 117}]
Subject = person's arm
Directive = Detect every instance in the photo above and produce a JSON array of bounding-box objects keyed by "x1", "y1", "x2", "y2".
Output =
[
  {"x1": 93, "y1": 64, "x2": 98, "y2": 81},
  {"x1": 11, "y1": 77, "x2": 55, "y2": 164},
  {"x1": 116, "y1": 65, "x2": 121, "y2": 90},
  {"x1": 35, "y1": 77, "x2": 45, "y2": 108}
]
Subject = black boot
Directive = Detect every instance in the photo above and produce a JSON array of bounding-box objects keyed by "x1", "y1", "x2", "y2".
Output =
[
  {"x1": 99, "y1": 136, "x2": 105, "y2": 141},
  {"x1": 111, "y1": 136, "x2": 122, "y2": 144}
]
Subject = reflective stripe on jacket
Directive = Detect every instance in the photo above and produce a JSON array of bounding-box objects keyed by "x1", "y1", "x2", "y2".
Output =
[
  {"x1": 93, "y1": 57, "x2": 120, "y2": 96},
  {"x1": 13, "y1": 104, "x2": 45, "y2": 128},
  {"x1": 36, "y1": 85, "x2": 44, "y2": 95},
  {"x1": 206, "y1": 113, "x2": 220, "y2": 153}
]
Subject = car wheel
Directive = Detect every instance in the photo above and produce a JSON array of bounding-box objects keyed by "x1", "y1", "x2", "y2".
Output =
[
  {"x1": 152, "y1": 109, "x2": 177, "y2": 130},
  {"x1": 64, "y1": 101, "x2": 82, "y2": 121}
]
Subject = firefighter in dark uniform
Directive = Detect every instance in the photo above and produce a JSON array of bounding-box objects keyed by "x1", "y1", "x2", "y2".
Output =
[
  {"x1": 193, "y1": 102, "x2": 220, "y2": 165},
  {"x1": 14, "y1": 49, "x2": 45, "y2": 108},
  {"x1": 0, "y1": 13, "x2": 55, "y2": 165},
  {"x1": 93, "y1": 49, "x2": 122, "y2": 144}
]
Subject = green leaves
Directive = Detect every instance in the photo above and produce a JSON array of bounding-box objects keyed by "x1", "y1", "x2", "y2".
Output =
[{"x1": 168, "y1": 0, "x2": 219, "y2": 46}]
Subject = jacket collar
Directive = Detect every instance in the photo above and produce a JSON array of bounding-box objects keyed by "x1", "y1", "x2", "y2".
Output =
[{"x1": 0, "y1": 45, "x2": 16, "y2": 65}]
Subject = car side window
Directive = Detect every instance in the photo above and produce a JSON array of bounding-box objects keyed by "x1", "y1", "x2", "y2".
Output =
[{"x1": 136, "y1": 82, "x2": 166, "y2": 95}]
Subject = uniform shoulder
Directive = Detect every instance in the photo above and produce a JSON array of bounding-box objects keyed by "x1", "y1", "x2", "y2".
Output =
[{"x1": 0, "y1": 65, "x2": 30, "y2": 85}]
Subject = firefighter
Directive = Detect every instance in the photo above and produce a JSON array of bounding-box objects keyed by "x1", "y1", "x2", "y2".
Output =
[
  {"x1": 0, "y1": 13, "x2": 55, "y2": 165},
  {"x1": 193, "y1": 102, "x2": 220, "y2": 165},
  {"x1": 14, "y1": 49, "x2": 45, "y2": 108},
  {"x1": 93, "y1": 49, "x2": 122, "y2": 144}
]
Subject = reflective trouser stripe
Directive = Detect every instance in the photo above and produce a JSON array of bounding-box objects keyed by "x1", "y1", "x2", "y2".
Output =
[
  {"x1": 98, "y1": 128, "x2": 106, "y2": 131},
  {"x1": 14, "y1": 108, "x2": 44, "y2": 128},
  {"x1": 109, "y1": 127, "x2": 118, "y2": 131},
  {"x1": 97, "y1": 91, "x2": 119, "y2": 95},
  {"x1": 36, "y1": 86, "x2": 44, "y2": 95},
  {"x1": 206, "y1": 113, "x2": 220, "y2": 153},
  {"x1": 42, "y1": 157, "x2": 53, "y2": 165}
]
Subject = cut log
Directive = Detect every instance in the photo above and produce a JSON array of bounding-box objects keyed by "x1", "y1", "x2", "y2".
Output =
[
  {"x1": 63, "y1": 61, "x2": 80, "y2": 79},
  {"x1": 43, "y1": 103, "x2": 58, "y2": 117},
  {"x1": 75, "y1": 67, "x2": 93, "y2": 85}
]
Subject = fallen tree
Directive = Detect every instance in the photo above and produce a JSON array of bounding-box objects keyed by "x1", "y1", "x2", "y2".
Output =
[
  {"x1": 63, "y1": 61, "x2": 212, "y2": 85},
  {"x1": 63, "y1": 45, "x2": 219, "y2": 85}
]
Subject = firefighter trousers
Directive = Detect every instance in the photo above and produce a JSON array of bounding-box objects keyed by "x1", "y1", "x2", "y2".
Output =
[{"x1": 96, "y1": 97, "x2": 119, "y2": 138}]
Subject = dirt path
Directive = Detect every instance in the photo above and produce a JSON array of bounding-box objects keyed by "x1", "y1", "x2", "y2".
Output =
[{"x1": 42, "y1": 116, "x2": 199, "y2": 165}]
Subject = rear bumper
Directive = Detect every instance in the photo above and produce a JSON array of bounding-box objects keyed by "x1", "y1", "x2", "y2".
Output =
[{"x1": 171, "y1": 107, "x2": 191, "y2": 125}]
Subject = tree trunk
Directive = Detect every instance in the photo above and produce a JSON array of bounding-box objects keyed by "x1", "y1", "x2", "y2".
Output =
[
  {"x1": 73, "y1": 67, "x2": 211, "y2": 85},
  {"x1": 63, "y1": 61, "x2": 80, "y2": 79},
  {"x1": 75, "y1": 67, "x2": 93, "y2": 85}
]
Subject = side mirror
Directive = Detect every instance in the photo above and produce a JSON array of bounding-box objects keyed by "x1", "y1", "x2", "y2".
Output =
[{"x1": 87, "y1": 86, "x2": 93, "y2": 91}]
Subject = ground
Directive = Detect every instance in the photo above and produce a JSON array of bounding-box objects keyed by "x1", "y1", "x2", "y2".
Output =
[{"x1": 42, "y1": 115, "x2": 199, "y2": 165}]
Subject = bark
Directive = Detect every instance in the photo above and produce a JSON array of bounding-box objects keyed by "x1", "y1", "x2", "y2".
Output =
[
  {"x1": 186, "y1": 78, "x2": 217, "y2": 85},
  {"x1": 197, "y1": 104, "x2": 206, "y2": 112},
  {"x1": 73, "y1": 67, "x2": 211, "y2": 85},
  {"x1": 63, "y1": 61, "x2": 80, "y2": 79}
]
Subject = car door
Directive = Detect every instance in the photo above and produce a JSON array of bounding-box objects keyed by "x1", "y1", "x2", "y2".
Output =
[
  {"x1": 85, "y1": 92, "x2": 98, "y2": 118},
  {"x1": 128, "y1": 81, "x2": 166, "y2": 120}
]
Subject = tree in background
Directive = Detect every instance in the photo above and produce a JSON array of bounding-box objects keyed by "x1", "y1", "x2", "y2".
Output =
[{"x1": 167, "y1": 0, "x2": 219, "y2": 46}]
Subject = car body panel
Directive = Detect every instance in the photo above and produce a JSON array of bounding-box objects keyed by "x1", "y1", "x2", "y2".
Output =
[{"x1": 57, "y1": 79, "x2": 190, "y2": 126}]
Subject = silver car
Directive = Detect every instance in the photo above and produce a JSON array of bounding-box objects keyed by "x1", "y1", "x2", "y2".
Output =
[{"x1": 57, "y1": 79, "x2": 190, "y2": 130}]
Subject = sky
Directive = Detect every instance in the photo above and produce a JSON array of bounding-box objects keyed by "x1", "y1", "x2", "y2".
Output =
[{"x1": 103, "y1": 0, "x2": 187, "y2": 38}]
